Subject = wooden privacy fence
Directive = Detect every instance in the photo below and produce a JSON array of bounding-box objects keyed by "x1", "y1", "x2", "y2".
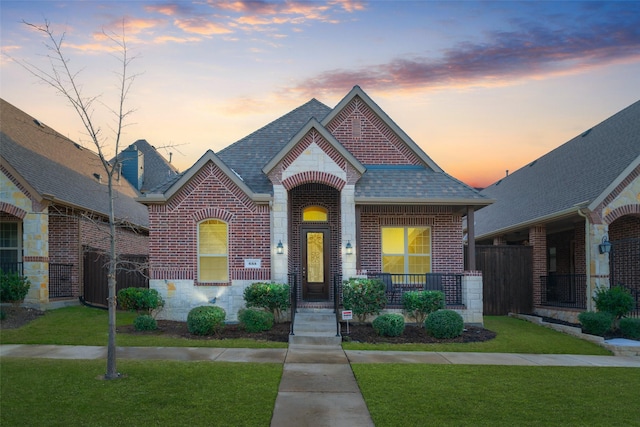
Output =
[
  {"x1": 471, "y1": 245, "x2": 533, "y2": 315},
  {"x1": 83, "y1": 249, "x2": 148, "y2": 307}
]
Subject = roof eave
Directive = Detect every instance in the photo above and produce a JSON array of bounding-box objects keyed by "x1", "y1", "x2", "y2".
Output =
[
  {"x1": 355, "y1": 197, "x2": 494, "y2": 206},
  {"x1": 588, "y1": 154, "x2": 640, "y2": 211}
]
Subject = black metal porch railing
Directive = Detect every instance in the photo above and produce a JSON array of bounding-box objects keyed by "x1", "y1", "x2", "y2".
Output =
[
  {"x1": 333, "y1": 273, "x2": 342, "y2": 337},
  {"x1": 368, "y1": 272, "x2": 463, "y2": 307},
  {"x1": 0, "y1": 262, "x2": 23, "y2": 275},
  {"x1": 49, "y1": 263, "x2": 74, "y2": 298},
  {"x1": 288, "y1": 272, "x2": 298, "y2": 336},
  {"x1": 540, "y1": 274, "x2": 587, "y2": 309}
]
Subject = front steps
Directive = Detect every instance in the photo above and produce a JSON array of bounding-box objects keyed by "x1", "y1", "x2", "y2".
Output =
[{"x1": 289, "y1": 308, "x2": 342, "y2": 346}]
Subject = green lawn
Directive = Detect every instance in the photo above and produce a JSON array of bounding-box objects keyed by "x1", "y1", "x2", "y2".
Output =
[
  {"x1": 0, "y1": 305, "x2": 287, "y2": 348},
  {"x1": 353, "y1": 364, "x2": 640, "y2": 427},
  {"x1": 343, "y1": 316, "x2": 612, "y2": 355},
  {"x1": 1, "y1": 358, "x2": 282, "y2": 427}
]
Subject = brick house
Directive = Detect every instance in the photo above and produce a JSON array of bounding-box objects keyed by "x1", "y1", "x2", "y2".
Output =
[
  {"x1": 139, "y1": 86, "x2": 491, "y2": 324},
  {"x1": 475, "y1": 99, "x2": 640, "y2": 323},
  {"x1": 0, "y1": 99, "x2": 151, "y2": 308}
]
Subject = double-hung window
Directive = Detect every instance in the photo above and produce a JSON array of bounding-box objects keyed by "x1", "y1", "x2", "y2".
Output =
[
  {"x1": 0, "y1": 222, "x2": 21, "y2": 273},
  {"x1": 381, "y1": 227, "x2": 431, "y2": 275},
  {"x1": 198, "y1": 219, "x2": 228, "y2": 283}
]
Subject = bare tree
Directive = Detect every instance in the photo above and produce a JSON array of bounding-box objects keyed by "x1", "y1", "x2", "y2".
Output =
[{"x1": 18, "y1": 20, "x2": 137, "y2": 379}]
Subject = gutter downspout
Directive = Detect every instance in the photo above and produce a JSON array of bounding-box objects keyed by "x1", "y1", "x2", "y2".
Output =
[{"x1": 576, "y1": 208, "x2": 591, "y2": 311}]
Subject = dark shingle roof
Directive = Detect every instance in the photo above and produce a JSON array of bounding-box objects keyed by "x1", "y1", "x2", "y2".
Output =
[
  {"x1": 117, "y1": 139, "x2": 179, "y2": 192},
  {"x1": 475, "y1": 99, "x2": 640, "y2": 238},
  {"x1": 217, "y1": 99, "x2": 332, "y2": 194},
  {"x1": 356, "y1": 165, "x2": 486, "y2": 201},
  {"x1": 0, "y1": 99, "x2": 149, "y2": 228}
]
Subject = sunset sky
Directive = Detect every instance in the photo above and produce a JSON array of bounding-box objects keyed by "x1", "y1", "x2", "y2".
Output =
[{"x1": 2, "y1": 1, "x2": 639, "y2": 188}]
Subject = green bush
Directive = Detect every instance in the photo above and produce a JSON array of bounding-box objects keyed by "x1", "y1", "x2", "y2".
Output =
[
  {"x1": 238, "y1": 308, "x2": 274, "y2": 332},
  {"x1": 402, "y1": 290, "x2": 445, "y2": 325},
  {"x1": 342, "y1": 278, "x2": 387, "y2": 323},
  {"x1": 0, "y1": 271, "x2": 30, "y2": 306},
  {"x1": 117, "y1": 287, "x2": 165, "y2": 315},
  {"x1": 619, "y1": 318, "x2": 640, "y2": 340},
  {"x1": 187, "y1": 306, "x2": 226, "y2": 336},
  {"x1": 578, "y1": 311, "x2": 614, "y2": 336},
  {"x1": 0, "y1": 309, "x2": 6, "y2": 321},
  {"x1": 243, "y1": 282, "x2": 290, "y2": 322},
  {"x1": 593, "y1": 286, "x2": 635, "y2": 319},
  {"x1": 424, "y1": 309, "x2": 464, "y2": 339},
  {"x1": 372, "y1": 313, "x2": 405, "y2": 337},
  {"x1": 133, "y1": 314, "x2": 158, "y2": 331}
]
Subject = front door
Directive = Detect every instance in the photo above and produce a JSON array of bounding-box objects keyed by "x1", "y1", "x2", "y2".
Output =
[{"x1": 301, "y1": 227, "x2": 330, "y2": 301}]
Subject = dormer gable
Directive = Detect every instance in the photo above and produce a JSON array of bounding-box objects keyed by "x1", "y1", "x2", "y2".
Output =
[{"x1": 322, "y1": 86, "x2": 442, "y2": 171}]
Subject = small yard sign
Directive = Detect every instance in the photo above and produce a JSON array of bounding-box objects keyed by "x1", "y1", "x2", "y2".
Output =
[{"x1": 342, "y1": 310, "x2": 353, "y2": 320}]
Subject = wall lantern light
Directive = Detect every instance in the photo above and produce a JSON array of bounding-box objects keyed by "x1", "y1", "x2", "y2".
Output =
[
  {"x1": 598, "y1": 235, "x2": 612, "y2": 254},
  {"x1": 276, "y1": 240, "x2": 284, "y2": 255},
  {"x1": 345, "y1": 241, "x2": 353, "y2": 255}
]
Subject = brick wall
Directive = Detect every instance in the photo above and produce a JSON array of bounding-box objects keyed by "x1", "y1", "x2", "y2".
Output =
[
  {"x1": 529, "y1": 225, "x2": 547, "y2": 306},
  {"x1": 148, "y1": 162, "x2": 270, "y2": 284},
  {"x1": 358, "y1": 205, "x2": 464, "y2": 274},
  {"x1": 325, "y1": 96, "x2": 424, "y2": 166},
  {"x1": 609, "y1": 215, "x2": 640, "y2": 240}
]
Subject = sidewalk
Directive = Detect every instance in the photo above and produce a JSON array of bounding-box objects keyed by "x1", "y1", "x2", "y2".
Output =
[{"x1": 2, "y1": 343, "x2": 639, "y2": 366}]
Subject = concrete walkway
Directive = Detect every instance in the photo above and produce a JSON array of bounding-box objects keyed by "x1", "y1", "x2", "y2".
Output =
[{"x1": 2, "y1": 344, "x2": 640, "y2": 366}]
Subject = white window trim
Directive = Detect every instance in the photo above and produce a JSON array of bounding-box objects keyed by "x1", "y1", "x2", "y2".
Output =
[
  {"x1": 381, "y1": 226, "x2": 432, "y2": 274},
  {"x1": 197, "y1": 219, "x2": 229, "y2": 284}
]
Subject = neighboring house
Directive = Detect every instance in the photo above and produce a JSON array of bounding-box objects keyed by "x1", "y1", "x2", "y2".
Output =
[
  {"x1": 138, "y1": 86, "x2": 491, "y2": 324},
  {"x1": 115, "y1": 139, "x2": 179, "y2": 193},
  {"x1": 475, "y1": 100, "x2": 640, "y2": 322},
  {"x1": 0, "y1": 99, "x2": 150, "y2": 308}
]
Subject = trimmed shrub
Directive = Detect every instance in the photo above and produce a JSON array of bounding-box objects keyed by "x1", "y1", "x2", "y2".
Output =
[
  {"x1": 578, "y1": 311, "x2": 614, "y2": 336},
  {"x1": 117, "y1": 287, "x2": 165, "y2": 315},
  {"x1": 342, "y1": 278, "x2": 387, "y2": 323},
  {"x1": 0, "y1": 271, "x2": 30, "y2": 307},
  {"x1": 593, "y1": 286, "x2": 635, "y2": 320},
  {"x1": 619, "y1": 318, "x2": 640, "y2": 340},
  {"x1": 187, "y1": 306, "x2": 226, "y2": 336},
  {"x1": 402, "y1": 290, "x2": 445, "y2": 325},
  {"x1": 372, "y1": 313, "x2": 405, "y2": 337},
  {"x1": 424, "y1": 309, "x2": 464, "y2": 339},
  {"x1": 238, "y1": 308, "x2": 274, "y2": 333},
  {"x1": 243, "y1": 282, "x2": 290, "y2": 322},
  {"x1": 133, "y1": 314, "x2": 158, "y2": 331}
]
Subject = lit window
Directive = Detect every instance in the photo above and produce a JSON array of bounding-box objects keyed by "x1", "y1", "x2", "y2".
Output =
[
  {"x1": 198, "y1": 219, "x2": 228, "y2": 283},
  {"x1": 382, "y1": 227, "x2": 431, "y2": 275},
  {"x1": 0, "y1": 222, "x2": 21, "y2": 273},
  {"x1": 303, "y1": 206, "x2": 328, "y2": 222}
]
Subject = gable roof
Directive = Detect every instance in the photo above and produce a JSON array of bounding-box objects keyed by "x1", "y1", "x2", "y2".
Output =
[
  {"x1": 475, "y1": 99, "x2": 640, "y2": 239},
  {"x1": 141, "y1": 86, "x2": 490, "y2": 209},
  {"x1": 0, "y1": 98, "x2": 149, "y2": 228},
  {"x1": 323, "y1": 86, "x2": 443, "y2": 172}
]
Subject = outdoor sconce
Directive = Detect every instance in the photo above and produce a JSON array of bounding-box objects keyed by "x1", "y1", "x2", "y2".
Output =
[
  {"x1": 276, "y1": 240, "x2": 284, "y2": 255},
  {"x1": 345, "y1": 241, "x2": 353, "y2": 255},
  {"x1": 599, "y1": 235, "x2": 612, "y2": 254}
]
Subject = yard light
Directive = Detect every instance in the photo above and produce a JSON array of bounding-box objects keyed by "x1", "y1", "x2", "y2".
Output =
[{"x1": 276, "y1": 240, "x2": 284, "y2": 255}]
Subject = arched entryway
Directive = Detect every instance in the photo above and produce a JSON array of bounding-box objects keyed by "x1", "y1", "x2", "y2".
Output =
[
  {"x1": 289, "y1": 183, "x2": 341, "y2": 303},
  {"x1": 609, "y1": 214, "x2": 640, "y2": 318}
]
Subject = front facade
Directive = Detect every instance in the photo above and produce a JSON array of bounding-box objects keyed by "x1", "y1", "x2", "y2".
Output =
[
  {"x1": 475, "y1": 100, "x2": 640, "y2": 322},
  {"x1": 140, "y1": 87, "x2": 491, "y2": 324},
  {"x1": 0, "y1": 99, "x2": 150, "y2": 308}
]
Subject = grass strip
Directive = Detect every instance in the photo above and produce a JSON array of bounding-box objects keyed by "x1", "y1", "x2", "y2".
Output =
[
  {"x1": 1, "y1": 358, "x2": 281, "y2": 426},
  {"x1": 353, "y1": 364, "x2": 640, "y2": 427},
  {"x1": 342, "y1": 316, "x2": 611, "y2": 355}
]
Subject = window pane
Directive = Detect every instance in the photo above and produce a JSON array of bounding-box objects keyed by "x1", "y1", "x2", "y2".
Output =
[
  {"x1": 0, "y1": 249, "x2": 18, "y2": 265},
  {"x1": 199, "y1": 220, "x2": 227, "y2": 254},
  {"x1": 408, "y1": 228, "x2": 430, "y2": 254},
  {"x1": 307, "y1": 232, "x2": 324, "y2": 282},
  {"x1": 383, "y1": 256, "x2": 404, "y2": 274},
  {"x1": 303, "y1": 206, "x2": 328, "y2": 222},
  {"x1": 408, "y1": 256, "x2": 431, "y2": 274},
  {"x1": 0, "y1": 223, "x2": 18, "y2": 248},
  {"x1": 199, "y1": 256, "x2": 228, "y2": 282},
  {"x1": 382, "y1": 228, "x2": 404, "y2": 254}
]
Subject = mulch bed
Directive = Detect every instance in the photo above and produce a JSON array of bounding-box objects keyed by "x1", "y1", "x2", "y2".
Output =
[{"x1": 1, "y1": 307, "x2": 497, "y2": 344}]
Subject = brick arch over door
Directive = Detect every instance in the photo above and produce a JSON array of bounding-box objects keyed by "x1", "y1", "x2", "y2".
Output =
[
  {"x1": 0, "y1": 202, "x2": 27, "y2": 219},
  {"x1": 282, "y1": 171, "x2": 346, "y2": 191},
  {"x1": 604, "y1": 204, "x2": 640, "y2": 226}
]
